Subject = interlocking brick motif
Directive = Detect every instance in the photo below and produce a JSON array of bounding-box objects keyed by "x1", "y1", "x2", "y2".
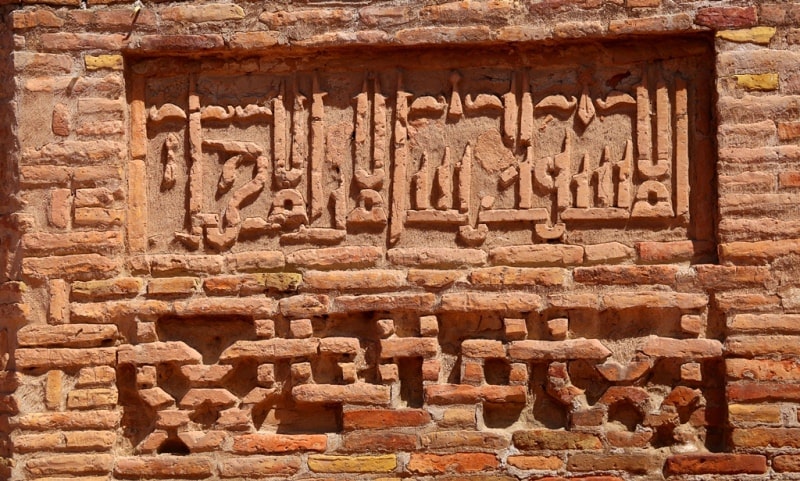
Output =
[{"x1": 2, "y1": 0, "x2": 800, "y2": 479}]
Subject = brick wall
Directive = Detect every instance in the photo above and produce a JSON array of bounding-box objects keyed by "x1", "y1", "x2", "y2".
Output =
[{"x1": 2, "y1": 0, "x2": 800, "y2": 479}]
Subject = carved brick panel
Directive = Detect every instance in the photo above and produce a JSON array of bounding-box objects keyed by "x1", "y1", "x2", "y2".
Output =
[{"x1": 129, "y1": 40, "x2": 714, "y2": 255}]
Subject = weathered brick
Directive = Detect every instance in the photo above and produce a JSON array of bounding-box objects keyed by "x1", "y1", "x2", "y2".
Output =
[
  {"x1": 85, "y1": 54, "x2": 123, "y2": 70},
  {"x1": 695, "y1": 6, "x2": 757, "y2": 29},
  {"x1": 287, "y1": 245, "x2": 381, "y2": 269},
  {"x1": 509, "y1": 339, "x2": 611, "y2": 361},
  {"x1": 162, "y1": 3, "x2": 244, "y2": 22},
  {"x1": 726, "y1": 335, "x2": 800, "y2": 358},
  {"x1": 342, "y1": 431, "x2": 417, "y2": 452},
  {"x1": 732, "y1": 427, "x2": 800, "y2": 448},
  {"x1": 114, "y1": 456, "x2": 213, "y2": 478},
  {"x1": 14, "y1": 411, "x2": 120, "y2": 431},
  {"x1": 380, "y1": 337, "x2": 438, "y2": 359},
  {"x1": 441, "y1": 292, "x2": 541, "y2": 312},
  {"x1": 602, "y1": 292, "x2": 707, "y2": 310},
  {"x1": 40, "y1": 33, "x2": 125, "y2": 51},
  {"x1": 665, "y1": 454, "x2": 766, "y2": 475},
  {"x1": 219, "y1": 456, "x2": 300, "y2": 477},
  {"x1": 513, "y1": 430, "x2": 602, "y2": 450},
  {"x1": 717, "y1": 27, "x2": 777, "y2": 45},
  {"x1": 729, "y1": 403, "x2": 782, "y2": 424},
  {"x1": 66, "y1": 388, "x2": 118, "y2": 409},
  {"x1": 304, "y1": 270, "x2": 405, "y2": 291},
  {"x1": 26, "y1": 453, "x2": 113, "y2": 476},
  {"x1": 343, "y1": 408, "x2": 431, "y2": 431},
  {"x1": 389, "y1": 248, "x2": 487, "y2": 268},
  {"x1": 334, "y1": 293, "x2": 436, "y2": 313},
  {"x1": 147, "y1": 277, "x2": 198, "y2": 296},
  {"x1": 469, "y1": 267, "x2": 565, "y2": 287},
  {"x1": 16, "y1": 347, "x2": 116, "y2": 370},
  {"x1": 292, "y1": 384, "x2": 390, "y2": 405},
  {"x1": 409, "y1": 453, "x2": 498, "y2": 474},
  {"x1": 233, "y1": 433, "x2": 328, "y2": 454},
  {"x1": 421, "y1": 431, "x2": 509, "y2": 450},
  {"x1": 18, "y1": 324, "x2": 117, "y2": 348},
  {"x1": 774, "y1": 454, "x2": 800, "y2": 472},
  {"x1": 308, "y1": 454, "x2": 396, "y2": 473},
  {"x1": 639, "y1": 337, "x2": 723, "y2": 359},
  {"x1": 71, "y1": 277, "x2": 142, "y2": 301},
  {"x1": 728, "y1": 382, "x2": 800, "y2": 402},
  {"x1": 490, "y1": 245, "x2": 583, "y2": 266},
  {"x1": 136, "y1": 34, "x2": 225, "y2": 52},
  {"x1": 228, "y1": 31, "x2": 283, "y2": 50},
  {"x1": 10, "y1": 9, "x2": 64, "y2": 29},
  {"x1": 568, "y1": 453, "x2": 662, "y2": 474}
]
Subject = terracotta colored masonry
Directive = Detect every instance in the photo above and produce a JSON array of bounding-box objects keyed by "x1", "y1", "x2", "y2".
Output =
[{"x1": 2, "y1": 0, "x2": 800, "y2": 480}]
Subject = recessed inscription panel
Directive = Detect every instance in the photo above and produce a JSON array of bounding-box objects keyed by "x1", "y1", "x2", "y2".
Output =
[{"x1": 130, "y1": 40, "x2": 714, "y2": 253}]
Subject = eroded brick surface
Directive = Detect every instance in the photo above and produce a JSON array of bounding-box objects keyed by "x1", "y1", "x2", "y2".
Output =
[{"x1": 2, "y1": 0, "x2": 799, "y2": 480}]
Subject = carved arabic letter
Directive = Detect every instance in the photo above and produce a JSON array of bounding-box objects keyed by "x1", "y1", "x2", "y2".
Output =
[
  {"x1": 448, "y1": 71, "x2": 463, "y2": 119},
  {"x1": 310, "y1": 74, "x2": 328, "y2": 222},
  {"x1": 200, "y1": 105, "x2": 235, "y2": 121},
  {"x1": 235, "y1": 104, "x2": 273, "y2": 120},
  {"x1": 519, "y1": 146, "x2": 533, "y2": 210},
  {"x1": 435, "y1": 147, "x2": 453, "y2": 211},
  {"x1": 554, "y1": 131, "x2": 572, "y2": 211},
  {"x1": 348, "y1": 189, "x2": 387, "y2": 225},
  {"x1": 457, "y1": 143, "x2": 473, "y2": 214},
  {"x1": 577, "y1": 85, "x2": 595, "y2": 127},
  {"x1": 188, "y1": 74, "x2": 203, "y2": 236},
  {"x1": 413, "y1": 153, "x2": 431, "y2": 210},
  {"x1": 268, "y1": 189, "x2": 308, "y2": 229},
  {"x1": 389, "y1": 74, "x2": 411, "y2": 244},
  {"x1": 572, "y1": 155, "x2": 590, "y2": 209},
  {"x1": 503, "y1": 74, "x2": 518, "y2": 146},
  {"x1": 464, "y1": 94, "x2": 503, "y2": 114},
  {"x1": 595, "y1": 91, "x2": 636, "y2": 113},
  {"x1": 458, "y1": 224, "x2": 488, "y2": 247},
  {"x1": 595, "y1": 147, "x2": 614, "y2": 208},
  {"x1": 161, "y1": 133, "x2": 179, "y2": 191},
  {"x1": 519, "y1": 71, "x2": 534, "y2": 146},
  {"x1": 631, "y1": 180, "x2": 672, "y2": 218},
  {"x1": 534, "y1": 95, "x2": 577, "y2": 114},
  {"x1": 675, "y1": 78, "x2": 689, "y2": 216},
  {"x1": 273, "y1": 89, "x2": 288, "y2": 187},
  {"x1": 410, "y1": 96, "x2": 447, "y2": 116},
  {"x1": 535, "y1": 222, "x2": 565, "y2": 240},
  {"x1": 331, "y1": 172, "x2": 347, "y2": 230},
  {"x1": 205, "y1": 154, "x2": 269, "y2": 251},
  {"x1": 616, "y1": 139, "x2": 633, "y2": 209},
  {"x1": 149, "y1": 103, "x2": 187, "y2": 123}
]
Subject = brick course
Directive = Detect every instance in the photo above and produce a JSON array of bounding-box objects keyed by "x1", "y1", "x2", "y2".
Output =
[{"x1": 1, "y1": 0, "x2": 799, "y2": 479}]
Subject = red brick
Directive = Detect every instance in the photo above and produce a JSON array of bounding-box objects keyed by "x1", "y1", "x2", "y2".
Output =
[
  {"x1": 232, "y1": 434, "x2": 327, "y2": 454},
  {"x1": 219, "y1": 456, "x2": 300, "y2": 478},
  {"x1": 732, "y1": 427, "x2": 800, "y2": 448},
  {"x1": 513, "y1": 430, "x2": 602, "y2": 450},
  {"x1": 341, "y1": 431, "x2": 417, "y2": 452},
  {"x1": 421, "y1": 431, "x2": 508, "y2": 450},
  {"x1": 727, "y1": 382, "x2": 800, "y2": 402},
  {"x1": 114, "y1": 456, "x2": 213, "y2": 478},
  {"x1": 774, "y1": 454, "x2": 800, "y2": 472},
  {"x1": 343, "y1": 408, "x2": 431, "y2": 430},
  {"x1": 695, "y1": 6, "x2": 758, "y2": 29},
  {"x1": 665, "y1": 454, "x2": 767, "y2": 474},
  {"x1": 40, "y1": 33, "x2": 125, "y2": 51},
  {"x1": 568, "y1": 453, "x2": 661, "y2": 473},
  {"x1": 409, "y1": 453, "x2": 498, "y2": 474},
  {"x1": 136, "y1": 34, "x2": 224, "y2": 52}
]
